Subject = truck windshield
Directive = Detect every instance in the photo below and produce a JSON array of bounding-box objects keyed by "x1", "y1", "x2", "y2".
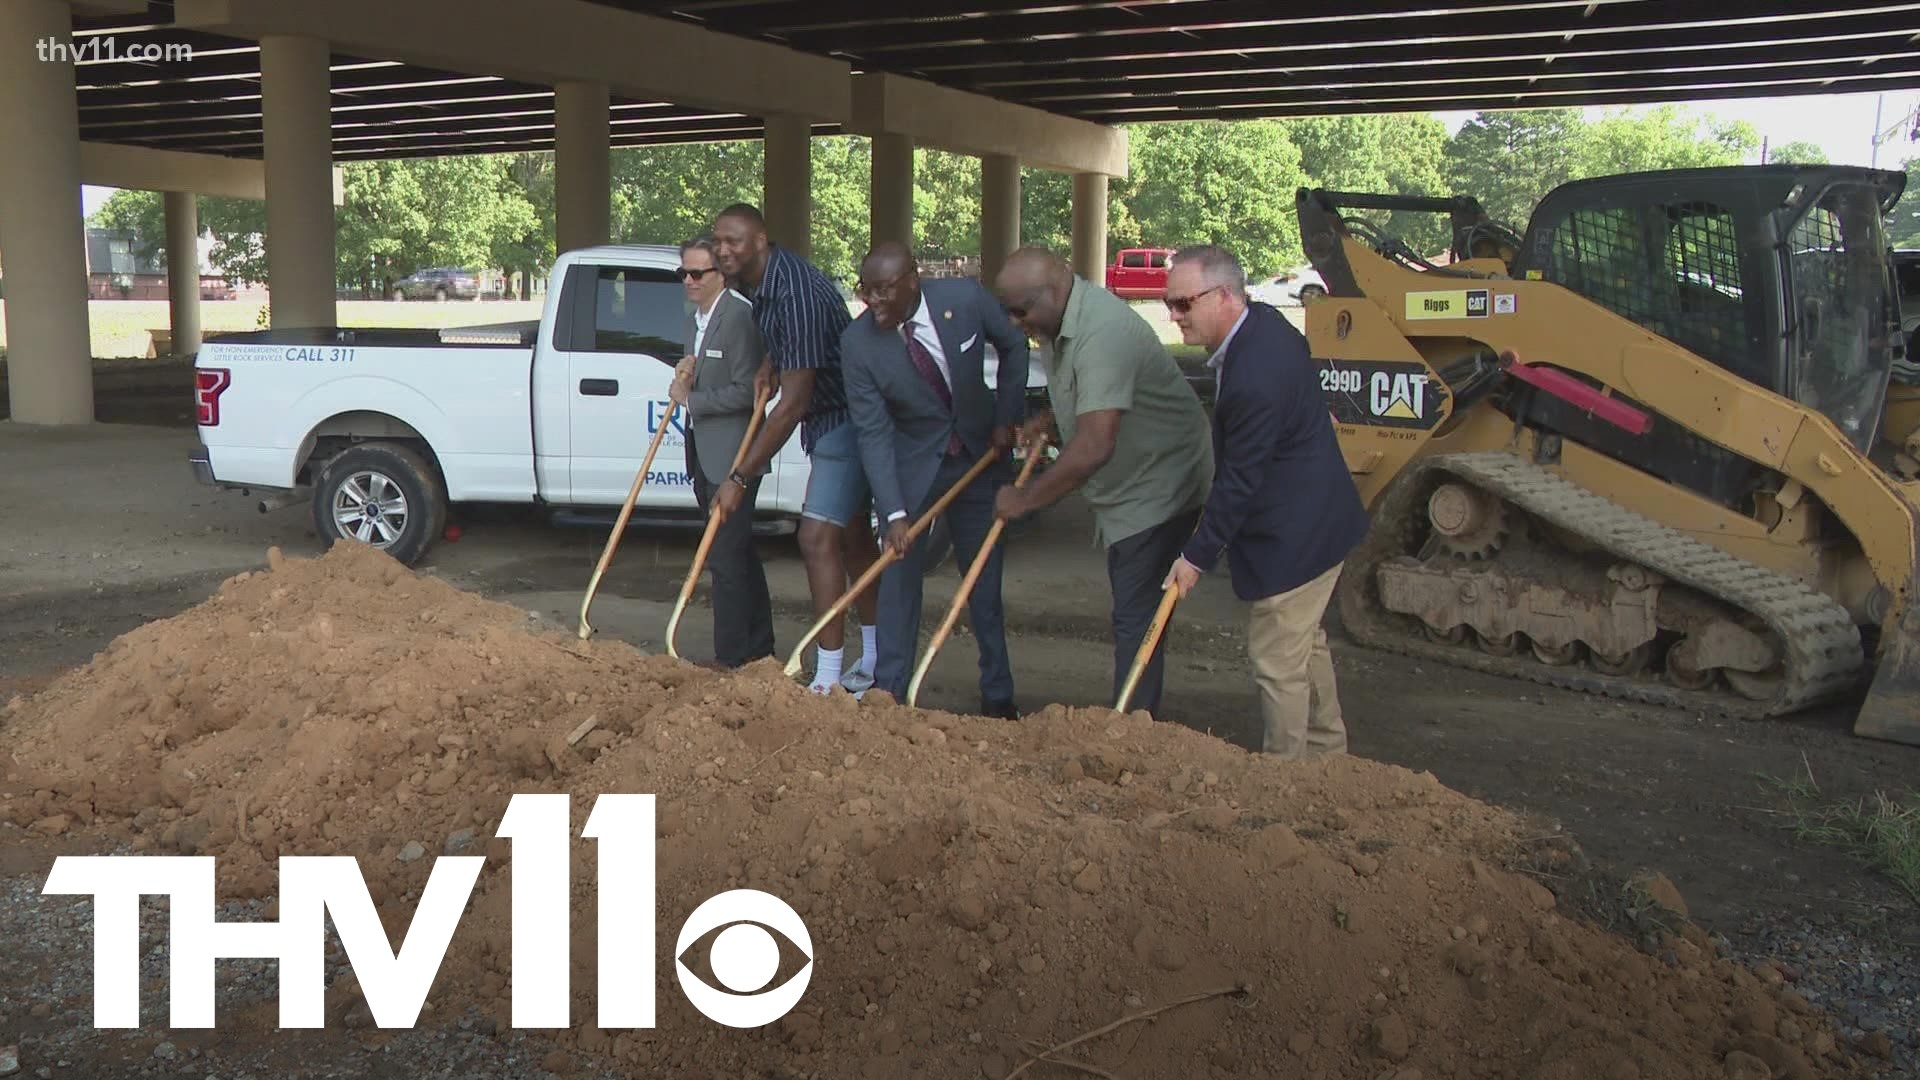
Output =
[{"x1": 1785, "y1": 182, "x2": 1896, "y2": 451}]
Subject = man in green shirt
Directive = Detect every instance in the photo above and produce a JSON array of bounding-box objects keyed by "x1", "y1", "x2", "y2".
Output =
[{"x1": 992, "y1": 246, "x2": 1214, "y2": 718}]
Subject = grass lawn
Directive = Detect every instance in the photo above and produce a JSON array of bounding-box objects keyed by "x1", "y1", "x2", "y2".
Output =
[{"x1": 0, "y1": 299, "x2": 548, "y2": 360}]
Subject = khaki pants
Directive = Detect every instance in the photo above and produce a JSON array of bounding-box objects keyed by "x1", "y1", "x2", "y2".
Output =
[{"x1": 1248, "y1": 562, "x2": 1346, "y2": 758}]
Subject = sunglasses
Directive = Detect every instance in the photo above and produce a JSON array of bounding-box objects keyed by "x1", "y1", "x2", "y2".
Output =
[
  {"x1": 1163, "y1": 284, "x2": 1223, "y2": 315},
  {"x1": 678, "y1": 267, "x2": 720, "y2": 280},
  {"x1": 856, "y1": 270, "x2": 911, "y2": 297}
]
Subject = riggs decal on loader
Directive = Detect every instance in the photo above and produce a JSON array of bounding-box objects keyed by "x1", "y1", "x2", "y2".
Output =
[{"x1": 1319, "y1": 360, "x2": 1446, "y2": 430}]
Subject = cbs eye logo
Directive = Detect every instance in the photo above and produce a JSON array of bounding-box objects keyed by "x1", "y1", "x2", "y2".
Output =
[{"x1": 675, "y1": 889, "x2": 815, "y2": 1027}]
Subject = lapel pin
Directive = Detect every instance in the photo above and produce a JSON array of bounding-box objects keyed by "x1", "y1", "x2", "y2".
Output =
[{"x1": 943, "y1": 309, "x2": 952, "y2": 320}]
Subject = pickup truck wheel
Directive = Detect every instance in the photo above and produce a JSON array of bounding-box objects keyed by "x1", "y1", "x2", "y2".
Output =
[{"x1": 312, "y1": 442, "x2": 447, "y2": 566}]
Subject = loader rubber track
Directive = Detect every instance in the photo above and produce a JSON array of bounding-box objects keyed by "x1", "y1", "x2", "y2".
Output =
[{"x1": 1338, "y1": 451, "x2": 1864, "y2": 718}]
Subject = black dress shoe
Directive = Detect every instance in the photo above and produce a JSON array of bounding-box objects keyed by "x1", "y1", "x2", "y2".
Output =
[{"x1": 981, "y1": 699, "x2": 1021, "y2": 721}]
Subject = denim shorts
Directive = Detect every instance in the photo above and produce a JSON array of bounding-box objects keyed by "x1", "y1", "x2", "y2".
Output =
[{"x1": 799, "y1": 419, "x2": 871, "y2": 528}]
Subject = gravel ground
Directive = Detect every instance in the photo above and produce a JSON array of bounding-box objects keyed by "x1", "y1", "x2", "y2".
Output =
[{"x1": 1720, "y1": 906, "x2": 1918, "y2": 1076}]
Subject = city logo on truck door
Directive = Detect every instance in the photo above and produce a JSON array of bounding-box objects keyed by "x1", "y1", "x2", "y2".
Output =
[
  {"x1": 1319, "y1": 360, "x2": 1446, "y2": 430},
  {"x1": 646, "y1": 400, "x2": 688, "y2": 444}
]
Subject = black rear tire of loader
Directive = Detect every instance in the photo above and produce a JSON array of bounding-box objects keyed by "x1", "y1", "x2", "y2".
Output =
[{"x1": 311, "y1": 441, "x2": 447, "y2": 566}]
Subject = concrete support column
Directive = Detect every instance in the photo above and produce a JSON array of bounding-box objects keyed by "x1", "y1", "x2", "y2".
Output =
[
  {"x1": 165, "y1": 191, "x2": 202, "y2": 355},
  {"x1": 0, "y1": 0, "x2": 93, "y2": 424},
  {"x1": 763, "y1": 114, "x2": 812, "y2": 259},
  {"x1": 260, "y1": 35, "x2": 335, "y2": 328},
  {"x1": 979, "y1": 153, "x2": 1020, "y2": 284},
  {"x1": 1071, "y1": 172, "x2": 1109, "y2": 284},
  {"x1": 555, "y1": 80, "x2": 611, "y2": 253},
  {"x1": 869, "y1": 132, "x2": 914, "y2": 250}
]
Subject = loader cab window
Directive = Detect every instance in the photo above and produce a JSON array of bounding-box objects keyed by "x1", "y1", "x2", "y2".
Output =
[
  {"x1": 1523, "y1": 191, "x2": 1776, "y2": 510},
  {"x1": 1542, "y1": 201, "x2": 1765, "y2": 387},
  {"x1": 1896, "y1": 257, "x2": 1920, "y2": 307},
  {"x1": 1785, "y1": 186, "x2": 1893, "y2": 451}
]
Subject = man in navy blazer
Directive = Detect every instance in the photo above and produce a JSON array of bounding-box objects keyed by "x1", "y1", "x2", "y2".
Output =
[
  {"x1": 841, "y1": 242, "x2": 1029, "y2": 718},
  {"x1": 1160, "y1": 244, "x2": 1369, "y2": 758}
]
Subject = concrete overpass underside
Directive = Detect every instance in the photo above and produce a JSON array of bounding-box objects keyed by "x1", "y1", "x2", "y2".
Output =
[{"x1": 3, "y1": 0, "x2": 1918, "y2": 423}]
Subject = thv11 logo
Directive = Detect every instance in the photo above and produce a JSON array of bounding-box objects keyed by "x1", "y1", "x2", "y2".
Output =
[{"x1": 41, "y1": 794, "x2": 813, "y2": 1030}]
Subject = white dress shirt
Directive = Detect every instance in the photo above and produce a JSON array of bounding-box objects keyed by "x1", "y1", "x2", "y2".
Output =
[
  {"x1": 885, "y1": 294, "x2": 957, "y2": 524},
  {"x1": 901, "y1": 294, "x2": 952, "y2": 390},
  {"x1": 692, "y1": 295, "x2": 718, "y2": 359}
]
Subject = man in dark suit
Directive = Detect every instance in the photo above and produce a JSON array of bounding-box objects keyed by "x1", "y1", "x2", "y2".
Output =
[
  {"x1": 841, "y1": 242, "x2": 1029, "y2": 717},
  {"x1": 669, "y1": 235, "x2": 772, "y2": 668},
  {"x1": 1160, "y1": 244, "x2": 1370, "y2": 758}
]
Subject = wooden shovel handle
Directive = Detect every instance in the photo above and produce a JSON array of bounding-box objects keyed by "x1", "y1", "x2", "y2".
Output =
[
  {"x1": 783, "y1": 446, "x2": 1000, "y2": 678},
  {"x1": 578, "y1": 401, "x2": 680, "y2": 638},
  {"x1": 1115, "y1": 582, "x2": 1180, "y2": 713},
  {"x1": 665, "y1": 383, "x2": 773, "y2": 658},
  {"x1": 906, "y1": 437, "x2": 1048, "y2": 707}
]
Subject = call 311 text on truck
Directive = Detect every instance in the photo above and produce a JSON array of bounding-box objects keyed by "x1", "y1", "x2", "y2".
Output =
[{"x1": 189, "y1": 244, "x2": 1048, "y2": 565}]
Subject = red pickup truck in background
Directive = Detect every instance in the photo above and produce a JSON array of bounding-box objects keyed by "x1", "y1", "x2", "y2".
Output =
[{"x1": 1104, "y1": 247, "x2": 1175, "y2": 299}]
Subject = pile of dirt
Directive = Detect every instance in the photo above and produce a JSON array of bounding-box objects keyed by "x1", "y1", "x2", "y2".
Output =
[{"x1": 0, "y1": 542, "x2": 1885, "y2": 1079}]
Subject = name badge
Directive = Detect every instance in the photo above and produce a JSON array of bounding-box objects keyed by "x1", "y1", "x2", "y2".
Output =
[{"x1": 705, "y1": 348, "x2": 723, "y2": 358}]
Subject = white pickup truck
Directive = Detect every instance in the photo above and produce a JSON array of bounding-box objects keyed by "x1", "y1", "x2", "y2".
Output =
[{"x1": 189, "y1": 244, "x2": 1048, "y2": 564}]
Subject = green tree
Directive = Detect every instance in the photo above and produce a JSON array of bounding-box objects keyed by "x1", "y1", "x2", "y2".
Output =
[
  {"x1": 610, "y1": 140, "x2": 762, "y2": 248},
  {"x1": 89, "y1": 189, "x2": 165, "y2": 261},
  {"x1": 334, "y1": 160, "x2": 429, "y2": 294},
  {"x1": 1121, "y1": 119, "x2": 1307, "y2": 276},
  {"x1": 1286, "y1": 115, "x2": 1388, "y2": 192},
  {"x1": 1444, "y1": 108, "x2": 1586, "y2": 228},
  {"x1": 1889, "y1": 157, "x2": 1920, "y2": 249},
  {"x1": 331, "y1": 156, "x2": 539, "y2": 295},
  {"x1": 1576, "y1": 105, "x2": 1755, "y2": 177},
  {"x1": 808, "y1": 135, "x2": 871, "y2": 288},
  {"x1": 1768, "y1": 140, "x2": 1830, "y2": 165},
  {"x1": 1379, "y1": 113, "x2": 1455, "y2": 256},
  {"x1": 90, "y1": 189, "x2": 268, "y2": 284},
  {"x1": 1020, "y1": 167, "x2": 1073, "y2": 254},
  {"x1": 1285, "y1": 114, "x2": 1452, "y2": 258},
  {"x1": 498, "y1": 152, "x2": 556, "y2": 297},
  {"x1": 914, "y1": 147, "x2": 981, "y2": 260}
]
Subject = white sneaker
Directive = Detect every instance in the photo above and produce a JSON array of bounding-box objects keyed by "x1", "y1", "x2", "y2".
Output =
[{"x1": 841, "y1": 668, "x2": 875, "y2": 695}]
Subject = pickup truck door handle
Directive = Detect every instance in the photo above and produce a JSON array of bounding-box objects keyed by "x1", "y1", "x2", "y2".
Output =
[{"x1": 579, "y1": 378, "x2": 619, "y2": 396}]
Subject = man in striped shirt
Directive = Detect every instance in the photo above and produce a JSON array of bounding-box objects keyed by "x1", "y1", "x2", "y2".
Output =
[{"x1": 709, "y1": 203, "x2": 881, "y2": 694}]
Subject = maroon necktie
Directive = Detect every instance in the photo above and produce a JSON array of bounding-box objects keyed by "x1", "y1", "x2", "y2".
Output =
[{"x1": 904, "y1": 324, "x2": 963, "y2": 456}]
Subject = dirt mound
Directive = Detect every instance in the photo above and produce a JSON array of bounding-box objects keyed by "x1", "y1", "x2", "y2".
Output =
[{"x1": 0, "y1": 542, "x2": 1882, "y2": 1079}]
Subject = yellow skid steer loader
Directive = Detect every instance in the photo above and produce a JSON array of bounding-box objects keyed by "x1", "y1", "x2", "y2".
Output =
[{"x1": 1296, "y1": 165, "x2": 1920, "y2": 744}]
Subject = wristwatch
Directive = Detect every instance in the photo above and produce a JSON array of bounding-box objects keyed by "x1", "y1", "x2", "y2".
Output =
[{"x1": 729, "y1": 470, "x2": 751, "y2": 490}]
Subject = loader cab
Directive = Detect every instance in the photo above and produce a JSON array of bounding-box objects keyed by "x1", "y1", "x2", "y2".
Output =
[{"x1": 1513, "y1": 165, "x2": 1906, "y2": 505}]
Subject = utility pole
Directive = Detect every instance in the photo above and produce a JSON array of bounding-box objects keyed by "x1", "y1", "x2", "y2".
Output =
[{"x1": 1871, "y1": 94, "x2": 1920, "y2": 169}]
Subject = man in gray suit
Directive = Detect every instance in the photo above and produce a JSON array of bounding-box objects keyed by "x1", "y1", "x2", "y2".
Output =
[
  {"x1": 842, "y1": 242, "x2": 1030, "y2": 718},
  {"x1": 670, "y1": 235, "x2": 773, "y2": 667}
]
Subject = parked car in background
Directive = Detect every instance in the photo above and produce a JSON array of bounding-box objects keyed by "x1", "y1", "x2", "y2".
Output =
[
  {"x1": 1252, "y1": 266, "x2": 1326, "y2": 306},
  {"x1": 1105, "y1": 247, "x2": 1175, "y2": 299},
  {"x1": 391, "y1": 267, "x2": 480, "y2": 301}
]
